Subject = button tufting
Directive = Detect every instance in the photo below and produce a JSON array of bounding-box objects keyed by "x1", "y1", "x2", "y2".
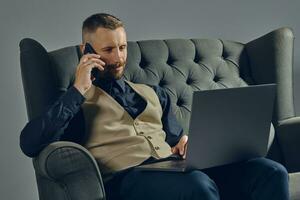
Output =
[
  {"x1": 186, "y1": 78, "x2": 192, "y2": 85},
  {"x1": 213, "y1": 76, "x2": 220, "y2": 82},
  {"x1": 159, "y1": 80, "x2": 165, "y2": 87},
  {"x1": 177, "y1": 99, "x2": 183, "y2": 106},
  {"x1": 166, "y1": 57, "x2": 173, "y2": 65}
]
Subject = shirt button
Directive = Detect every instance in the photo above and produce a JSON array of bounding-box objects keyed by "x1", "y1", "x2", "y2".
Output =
[
  {"x1": 147, "y1": 136, "x2": 152, "y2": 139},
  {"x1": 155, "y1": 146, "x2": 160, "y2": 150}
]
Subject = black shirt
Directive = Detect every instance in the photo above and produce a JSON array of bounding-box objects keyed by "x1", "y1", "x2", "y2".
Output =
[{"x1": 20, "y1": 77, "x2": 184, "y2": 157}]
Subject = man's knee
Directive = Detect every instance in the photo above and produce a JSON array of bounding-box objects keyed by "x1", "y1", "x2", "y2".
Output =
[
  {"x1": 251, "y1": 158, "x2": 287, "y2": 173},
  {"x1": 263, "y1": 158, "x2": 289, "y2": 183},
  {"x1": 183, "y1": 170, "x2": 220, "y2": 200},
  {"x1": 247, "y1": 157, "x2": 289, "y2": 182}
]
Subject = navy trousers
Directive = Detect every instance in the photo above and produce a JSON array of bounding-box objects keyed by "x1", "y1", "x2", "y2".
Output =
[{"x1": 104, "y1": 157, "x2": 289, "y2": 200}]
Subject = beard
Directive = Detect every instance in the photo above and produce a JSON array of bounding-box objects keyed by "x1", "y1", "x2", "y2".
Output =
[{"x1": 94, "y1": 61, "x2": 126, "y2": 81}]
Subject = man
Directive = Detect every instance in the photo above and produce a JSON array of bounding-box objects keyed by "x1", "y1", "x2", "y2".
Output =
[{"x1": 20, "y1": 13, "x2": 290, "y2": 200}]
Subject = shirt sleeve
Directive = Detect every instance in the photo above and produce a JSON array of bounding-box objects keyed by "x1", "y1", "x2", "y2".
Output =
[
  {"x1": 19, "y1": 86, "x2": 85, "y2": 157},
  {"x1": 149, "y1": 85, "x2": 184, "y2": 147}
]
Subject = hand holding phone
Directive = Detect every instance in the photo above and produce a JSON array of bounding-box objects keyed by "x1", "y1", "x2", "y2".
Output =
[
  {"x1": 73, "y1": 43, "x2": 105, "y2": 95},
  {"x1": 83, "y1": 43, "x2": 103, "y2": 79}
]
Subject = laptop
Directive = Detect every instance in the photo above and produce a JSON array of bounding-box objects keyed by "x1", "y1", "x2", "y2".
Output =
[{"x1": 134, "y1": 84, "x2": 276, "y2": 172}]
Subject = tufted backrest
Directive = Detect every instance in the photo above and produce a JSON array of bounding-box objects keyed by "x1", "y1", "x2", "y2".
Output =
[
  {"x1": 124, "y1": 39, "x2": 254, "y2": 132},
  {"x1": 20, "y1": 28, "x2": 294, "y2": 135},
  {"x1": 20, "y1": 38, "x2": 253, "y2": 133}
]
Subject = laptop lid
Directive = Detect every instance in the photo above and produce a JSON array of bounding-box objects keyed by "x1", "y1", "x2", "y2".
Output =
[{"x1": 186, "y1": 84, "x2": 276, "y2": 169}]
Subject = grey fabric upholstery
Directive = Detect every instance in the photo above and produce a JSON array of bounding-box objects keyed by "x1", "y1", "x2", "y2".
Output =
[
  {"x1": 33, "y1": 142, "x2": 105, "y2": 200},
  {"x1": 19, "y1": 27, "x2": 299, "y2": 200},
  {"x1": 290, "y1": 172, "x2": 300, "y2": 200},
  {"x1": 277, "y1": 117, "x2": 300, "y2": 172}
]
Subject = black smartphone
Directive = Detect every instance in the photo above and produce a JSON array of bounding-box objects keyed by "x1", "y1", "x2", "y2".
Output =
[{"x1": 83, "y1": 42, "x2": 100, "y2": 79}]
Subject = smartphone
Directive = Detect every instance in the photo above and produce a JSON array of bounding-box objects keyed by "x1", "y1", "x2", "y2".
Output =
[{"x1": 83, "y1": 42, "x2": 100, "y2": 79}]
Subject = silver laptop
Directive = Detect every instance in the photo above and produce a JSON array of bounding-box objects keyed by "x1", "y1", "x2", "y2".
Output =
[{"x1": 134, "y1": 84, "x2": 276, "y2": 172}]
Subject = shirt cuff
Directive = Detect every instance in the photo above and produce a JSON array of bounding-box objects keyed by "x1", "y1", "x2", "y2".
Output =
[
  {"x1": 168, "y1": 128, "x2": 184, "y2": 147},
  {"x1": 59, "y1": 86, "x2": 85, "y2": 114}
]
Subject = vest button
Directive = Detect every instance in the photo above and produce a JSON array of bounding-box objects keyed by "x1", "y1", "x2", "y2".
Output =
[
  {"x1": 155, "y1": 146, "x2": 160, "y2": 150},
  {"x1": 147, "y1": 136, "x2": 152, "y2": 139},
  {"x1": 134, "y1": 121, "x2": 139, "y2": 126},
  {"x1": 140, "y1": 131, "x2": 144, "y2": 135}
]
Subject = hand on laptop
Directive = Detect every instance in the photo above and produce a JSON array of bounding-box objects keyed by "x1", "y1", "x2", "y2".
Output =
[{"x1": 171, "y1": 135, "x2": 188, "y2": 159}]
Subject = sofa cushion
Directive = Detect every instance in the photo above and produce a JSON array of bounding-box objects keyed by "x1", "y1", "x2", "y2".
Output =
[{"x1": 125, "y1": 39, "x2": 253, "y2": 132}]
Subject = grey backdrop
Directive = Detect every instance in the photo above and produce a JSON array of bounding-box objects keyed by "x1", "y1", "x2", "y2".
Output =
[{"x1": 0, "y1": 0, "x2": 299, "y2": 199}]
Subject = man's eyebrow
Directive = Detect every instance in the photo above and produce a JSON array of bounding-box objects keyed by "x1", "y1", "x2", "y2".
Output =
[{"x1": 101, "y1": 46, "x2": 114, "y2": 50}]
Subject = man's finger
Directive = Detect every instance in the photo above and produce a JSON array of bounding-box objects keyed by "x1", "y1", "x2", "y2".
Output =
[
  {"x1": 87, "y1": 63, "x2": 104, "y2": 71},
  {"x1": 83, "y1": 53, "x2": 101, "y2": 59},
  {"x1": 171, "y1": 147, "x2": 175, "y2": 153},
  {"x1": 96, "y1": 65, "x2": 105, "y2": 71},
  {"x1": 83, "y1": 58, "x2": 105, "y2": 67},
  {"x1": 183, "y1": 143, "x2": 188, "y2": 159},
  {"x1": 180, "y1": 147, "x2": 184, "y2": 155},
  {"x1": 80, "y1": 54, "x2": 101, "y2": 64},
  {"x1": 182, "y1": 135, "x2": 188, "y2": 143},
  {"x1": 171, "y1": 147, "x2": 178, "y2": 154},
  {"x1": 89, "y1": 57, "x2": 106, "y2": 66}
]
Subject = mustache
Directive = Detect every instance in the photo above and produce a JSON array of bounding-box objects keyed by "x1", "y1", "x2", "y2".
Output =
[{"x1": 105, "y1": 61, "x2": 126, "y2": 70}]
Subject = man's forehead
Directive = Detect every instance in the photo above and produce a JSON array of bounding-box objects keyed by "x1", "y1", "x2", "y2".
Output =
[{"x1": 91, "y1": 27, "x2": 127, "y2": 46}]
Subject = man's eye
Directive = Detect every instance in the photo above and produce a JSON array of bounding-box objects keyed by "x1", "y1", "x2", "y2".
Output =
[
  {"x1": 104, "y1": 49, "x2": 113, "y2": 52},
  {"x1": 120, "y1": 45, "x2": 126, "y2": 50}
]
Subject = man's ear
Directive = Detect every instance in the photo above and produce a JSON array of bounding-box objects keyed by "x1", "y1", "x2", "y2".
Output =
[{"x1": 79, "y1": 43, "x2": 85, "y2": 54}]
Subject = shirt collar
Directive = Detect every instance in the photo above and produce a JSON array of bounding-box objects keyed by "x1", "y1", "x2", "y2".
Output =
[{"x1": 95, "y1": 76, "x2": 126, "y2": 93}]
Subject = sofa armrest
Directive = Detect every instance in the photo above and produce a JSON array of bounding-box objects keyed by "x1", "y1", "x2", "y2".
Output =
[
  {"x1": 277, "y1": 117, "x2": 300, "y2": 173},
  {"x1": 33, "y1": 141, "x2": 106, "y2": 200},
  {"x1": 246, "y1": 27, "x2": 295, "y2": 123}
]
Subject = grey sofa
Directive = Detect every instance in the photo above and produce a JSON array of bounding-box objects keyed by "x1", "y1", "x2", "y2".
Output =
[{"x1": 20, "y1": 27, "x2": 299, "y2": 200}]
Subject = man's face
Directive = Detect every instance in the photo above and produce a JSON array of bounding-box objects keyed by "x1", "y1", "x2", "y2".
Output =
[{"x1": 85, "y1": 27, "x2": 127, "y2": 80}]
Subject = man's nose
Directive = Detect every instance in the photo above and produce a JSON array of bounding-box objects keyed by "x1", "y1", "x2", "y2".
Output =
[{"x1": 113, "y1": 49, "x2": 123, "y2": 63}]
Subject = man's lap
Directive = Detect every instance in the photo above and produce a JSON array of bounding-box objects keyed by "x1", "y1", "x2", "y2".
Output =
[
  {"x1": 119, "y1": 169, "x2": 219, "y2": 200},
  {"x1": 104, "y1": 157, "x2": 288, "y2": 200},
  {"x1": 203, "y1": 157, "x2": 288, "y2": 199}
]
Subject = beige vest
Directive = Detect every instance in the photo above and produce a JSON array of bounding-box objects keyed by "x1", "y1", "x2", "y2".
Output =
[{"x1": 81, "y1": 80, "x2": 172, "y2": 174}]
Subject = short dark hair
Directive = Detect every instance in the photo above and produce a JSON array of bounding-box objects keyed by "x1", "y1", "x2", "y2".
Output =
[{"x1": 82, "y1": 13, "x2": 123, "y2": 41}]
